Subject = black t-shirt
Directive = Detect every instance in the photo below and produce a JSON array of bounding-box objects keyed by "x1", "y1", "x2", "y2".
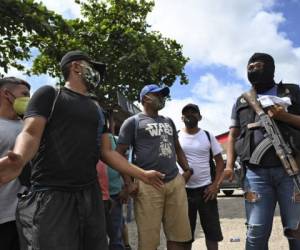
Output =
[{"x1": 24, "y1": 85, "x2": 106, "y2": 188}]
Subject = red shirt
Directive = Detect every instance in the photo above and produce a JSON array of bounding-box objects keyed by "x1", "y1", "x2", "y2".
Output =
[{"x1": 96, "y1": 160, "x2": 110, "y2": 200}]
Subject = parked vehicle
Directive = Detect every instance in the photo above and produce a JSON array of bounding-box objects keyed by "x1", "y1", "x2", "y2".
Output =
[{"x1": 220, "y1": 159, "x2": 243, "y2": 196}]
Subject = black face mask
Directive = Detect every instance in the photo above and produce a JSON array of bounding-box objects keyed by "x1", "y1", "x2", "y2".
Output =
[
  {"x1": 247, "y1": 53, "x2": 275, "y2": 93},
  {"x1": 145, "y1": 95, "x2": 165, "y2": 111},
  {"x1": 247, "y1": 69, "x2": 275, "y2": 93},
  {"x1": 183, "y1": 115, "x2": 198, "y2": 128}
]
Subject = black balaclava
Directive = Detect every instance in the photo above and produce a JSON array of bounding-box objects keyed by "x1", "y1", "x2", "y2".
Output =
[{"x1": 247, "y1": 52, "x2": 275, "y2": 93}]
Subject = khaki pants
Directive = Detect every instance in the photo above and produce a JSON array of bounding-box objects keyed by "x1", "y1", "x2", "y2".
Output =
[{"x1": 134, "y1": 174, "x2": 191, "y2": 250}]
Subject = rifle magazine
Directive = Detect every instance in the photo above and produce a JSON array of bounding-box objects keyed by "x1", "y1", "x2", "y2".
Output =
[{"x1": 249, "y1": 137, "x2": 273, "y2": 165}]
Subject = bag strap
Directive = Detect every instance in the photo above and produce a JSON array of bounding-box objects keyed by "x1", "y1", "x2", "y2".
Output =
[
  {"x1": 129, "y1": 113, "x2": 141, "y2": 163},
  {"x1": 204, "y1": 130, "x2": 213, "y2": 157},
  {"x1": 204, "y1": 130, "x2": 216, "y2": 181},
  {"x1": 48, "y1": 87, "x2": 61, "y2": 123},
  {"x1": 133, "y1": 113, "x2": 140, "y2": 145},
  {"x1": 19, "y1": 87, "x2": 61, "y2": 186}
]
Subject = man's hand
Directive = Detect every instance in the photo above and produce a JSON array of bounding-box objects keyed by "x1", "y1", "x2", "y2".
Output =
[
  {"x1": 203, "y1": 183, "x2": 219, "y2": 202},
  {"x1": 128, "y1": 182, "x2": 139, "y2": 196},
  {"x1": 0, "y1": 151, "x2": 24, "y2": 185},
  {"x1": 141, "y1": 170, "x2": 165, "y2": 190},
  {"x1": 223, "y1": 167, "x2": 235, "y2": 182},
  {"x1": 267, "y1": 104, "x2": 286, "y2": 120},
  {"x1": 118, "y1": 187, "x2": 130, "y2": 203},
  {"x1": 118, "y1": 182, "x2": 139, "y2": 202},
  {"x1": 182, "y1": 170, "x2": 192, "y2": 183}
]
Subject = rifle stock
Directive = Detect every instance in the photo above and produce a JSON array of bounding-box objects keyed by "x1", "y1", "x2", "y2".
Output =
[
  {"x1": 243, "y1": 89, "x2": 265, "y2": 115},
  {"x1": 242, "y1": 89, "x2": 300, "y2": 192}
]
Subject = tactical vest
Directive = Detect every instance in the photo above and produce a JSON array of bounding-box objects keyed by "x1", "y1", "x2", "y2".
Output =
[{"x1": 234, "y1": 83, "x2": 300, "y2": 163}]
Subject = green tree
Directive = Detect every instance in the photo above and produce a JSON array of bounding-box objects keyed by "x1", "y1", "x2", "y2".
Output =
[
  {"x1": 0, "y1": 0, "x2": 68, "y2": 74},
  {"x1": 31, "y1": 0, "x2": 189, "y2": 104},
  {"x1": 1, "y1": 0, "x2": 188, "y2": 104}
]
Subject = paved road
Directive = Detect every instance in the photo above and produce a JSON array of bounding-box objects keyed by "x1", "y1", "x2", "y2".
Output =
[{"x1": 127, "y1": 190, "x2": 289, "y2": 249}]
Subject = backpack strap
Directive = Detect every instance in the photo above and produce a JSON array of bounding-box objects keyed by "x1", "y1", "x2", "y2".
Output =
[
  {"x1": 204, "y1": 130, "x2": 212, "y2": 156},
  {"x1": 132, "y1": 113, "x2": 141, "y2": 146},
  {"x1": 19, "y1": 87, "x2": 61, "y2": 187},
  {"x1": 204, "y1": 130, "x2": 216, "y2": 181},
  {"x1": 48, "y1": 87, "x2": 61, "y2": 123},
  {"x1": 130, "y1": 113, "x2": 141, "y2": 163}
]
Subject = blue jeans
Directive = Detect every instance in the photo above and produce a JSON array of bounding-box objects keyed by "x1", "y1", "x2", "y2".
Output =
[
  {"x1": 107, "y1": 195, "x2": 125, "y2": 250},
  {"x1": 244, "y1": 166, "x2": 300, "y2": 250}
]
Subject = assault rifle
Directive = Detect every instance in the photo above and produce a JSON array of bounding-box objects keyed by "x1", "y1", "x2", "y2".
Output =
[{"x1": 242, "y1": 88, "x2": 300, "y2": 192}]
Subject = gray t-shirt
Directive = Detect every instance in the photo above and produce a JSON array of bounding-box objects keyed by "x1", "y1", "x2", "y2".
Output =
[
  {"x1": 0, "y1": 118, "x2": 26, "y2": 224},
  {"x1": 118, "y1": 113, "x2": 179, "y2": 182}
]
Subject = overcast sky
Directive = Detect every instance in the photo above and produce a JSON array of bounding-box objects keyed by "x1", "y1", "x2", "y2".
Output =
[{"x1": 3, "y1": 0, "x2": 300, "y2": 135}]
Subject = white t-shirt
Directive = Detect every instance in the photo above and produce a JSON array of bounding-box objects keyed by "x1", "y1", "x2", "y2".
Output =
[{"x1": 178, "y1": 129, "x2": 222, "y2": 188}]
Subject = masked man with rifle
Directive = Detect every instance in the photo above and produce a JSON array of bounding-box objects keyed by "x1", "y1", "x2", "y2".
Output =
[{"x1": 225, "y1": 52, "x2": 300, "y2": 250}]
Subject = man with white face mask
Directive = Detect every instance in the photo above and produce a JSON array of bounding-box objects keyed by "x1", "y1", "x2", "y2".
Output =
[
  {"x1": 117, "y1": 84, "x2": 192, "y2": 250},
  {"x1": 0, "y1": 77, "x2": 31, "y2": 250}
]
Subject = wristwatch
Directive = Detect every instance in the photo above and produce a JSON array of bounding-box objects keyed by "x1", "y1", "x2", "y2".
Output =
[{"x1": 184, "y1": 167, "x2": 194, "y2": 175}]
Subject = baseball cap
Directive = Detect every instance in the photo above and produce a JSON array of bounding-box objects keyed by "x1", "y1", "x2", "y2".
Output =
[
  {"x1": 60, "y1": 50, "x2": 106, "y2": 74},
  {"x1": 182, "y1": 103, "x2": 200, "y2": 114},
  {"x1": 140, "y1": 84, "x2": 170, "y2": 102}
]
